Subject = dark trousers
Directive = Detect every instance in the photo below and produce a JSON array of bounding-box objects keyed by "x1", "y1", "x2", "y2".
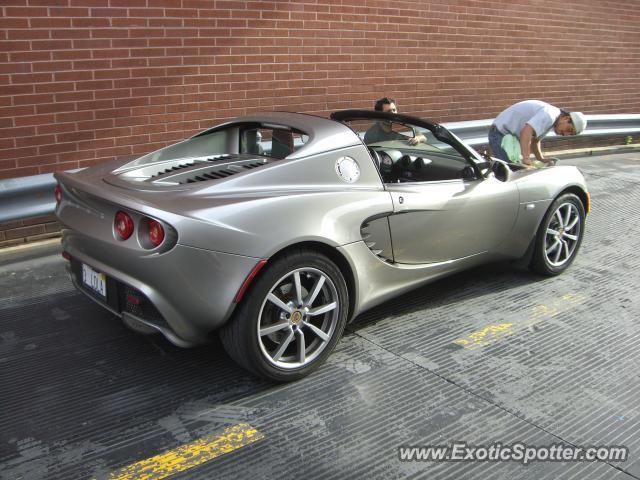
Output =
[{"x1": 488, "y1": 125, "x2": 509, "y2": 162}]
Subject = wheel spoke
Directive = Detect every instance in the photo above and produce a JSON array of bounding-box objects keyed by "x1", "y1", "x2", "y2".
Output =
[
  {"x1": 303, "y1": 321, "x2": 330, "y2": 342},
  {"x1": 308, "y1": 301, "x2": 337, "y2": 316},
  {"x1": 546, "y1": 239, "x2": 561, "y2": 255},
  {"x1": 260, "y1": 322, "x2": 290, "y2": 336},
  {"x1": 272, "y1": 330, "x2": 295, "y2": 361},
  {"x1": 547, "y1": 228, "x2": 559, "y2": 236},
  {"x1": 293, "y1": 271, "x2": 303, "y2": 307},
  {"x1": 267, "y1": 293, "x2": 293, "y2": 314},
  {"x1": 563, "y1": 232, "x2": 578, "y2": 241},
  {"x1": 566, "y1": 216, "x2": 579, "y2": 231},
  {"x1": 296, "y1": 329, "x2": 306, "y2": 363},
  {"x1": 555, "y1": 210, "x2": 565, "y2": 228},
  {"x1": 564, "y1": 205, "x2": 572, "y2": 226},
  {"x1": 305, "y1": 275, "x2": 326, "y2": 307},
  {"x1": 562, "y1": 239, "x2": 571, "y2": 260},
  {"x1": 554, "y1": 241, "x2": 563, "y2": 262}
]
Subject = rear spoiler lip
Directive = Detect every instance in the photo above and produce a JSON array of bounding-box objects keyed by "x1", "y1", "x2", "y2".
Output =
[{"x1": 54, "y1": 170, "x2": 164, "y2": 215}]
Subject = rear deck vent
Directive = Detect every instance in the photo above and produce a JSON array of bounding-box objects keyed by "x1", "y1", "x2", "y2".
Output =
[
  {"x1": 150, "y1": 155, "x2": 236, "y2": 179},
  {"x1": 243, "y1": 162, "x2": 266, "y2": 170},
  {"x1": 180, "y1": 162, "x2": 267, "y2": 184},
  {"x1": 151, "y1": 163, "x2": 193, "y2": 178},
  {"x1": 184, "y1": 169, "x2": 234, "y2": 183},
  {"x1": 207, "y1": 154, "x2": 232, "y2": 161}
]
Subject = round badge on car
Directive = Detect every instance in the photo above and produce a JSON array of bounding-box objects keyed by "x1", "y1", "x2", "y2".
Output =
[
  {"x1": 335, "y1": 156, "x2": 360, "y2": 183},
  {"x1": 290, "y1": 310, "x2": 303, "y2": 325}
]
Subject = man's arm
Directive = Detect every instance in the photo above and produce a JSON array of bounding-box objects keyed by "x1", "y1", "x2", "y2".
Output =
[
  {"x1": 519, "y1": 124, "x2": 536, "y2": 166},
  {"x1": 531, "y1": 138, "x2": 545, "y2": 162},
  {"x1": 407, "y1": 126, "x2": 426, "y2": 145},
  {"x1": 408, "y1": 133, "x2": 426, "y2": 145}
]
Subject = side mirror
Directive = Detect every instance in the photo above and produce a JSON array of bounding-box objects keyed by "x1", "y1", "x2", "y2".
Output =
[
  {"x1": 477, "y1": 147, "x2": 510, "y2": 182},
  {"x1": 489, "y1": 159, "x2": 511, "y2": 182}
]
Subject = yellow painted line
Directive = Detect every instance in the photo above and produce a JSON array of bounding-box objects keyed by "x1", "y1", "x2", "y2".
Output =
[
  {"x1": 453, "y1": 293, "x2": 586, "y2": 350},
  {"x1": 453, "y1": 323, "x2": 514, "y2": 348},
  {"x1": 108, "y1": 423, "x2": 264, "y2": 480}
]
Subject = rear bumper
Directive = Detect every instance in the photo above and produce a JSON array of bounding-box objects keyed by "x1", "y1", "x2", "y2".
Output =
[
  {"x1": 68, "y1": 266, "x2": 197, "y2": 347},
  {"x1": 63, "y1": 229, "x2": 260, "y2": 345}
]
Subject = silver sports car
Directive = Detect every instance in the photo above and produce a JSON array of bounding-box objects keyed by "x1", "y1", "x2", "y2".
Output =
[{"x1": 54, "y1": 110, "x2": 589, "y2": 381}]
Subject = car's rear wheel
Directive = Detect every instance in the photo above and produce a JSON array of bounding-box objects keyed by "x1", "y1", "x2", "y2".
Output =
[
  {"x1": 530, "y1": 193, "x2": 585, "y2": 275},
  {"x1": 220, "y1": 249, "x2": 348, "y2": 382}
]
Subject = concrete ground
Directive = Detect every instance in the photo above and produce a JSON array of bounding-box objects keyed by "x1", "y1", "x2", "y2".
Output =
[{"x1": 1, "y1": 152, "x2": 639, "y2": 480}]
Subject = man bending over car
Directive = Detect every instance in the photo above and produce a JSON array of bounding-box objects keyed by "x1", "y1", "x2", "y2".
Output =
[{"x1": 489, "y1": 100, "x2": 587, "y2": 167}]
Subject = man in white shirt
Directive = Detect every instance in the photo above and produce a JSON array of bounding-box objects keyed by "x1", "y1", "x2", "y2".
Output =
[{"x1": 488, "y1": 100, "x2": 587, "y2": 167}]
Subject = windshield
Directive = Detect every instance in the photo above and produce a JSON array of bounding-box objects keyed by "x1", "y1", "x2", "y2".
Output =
[
  {"x1": 343, "y1": 118, "x2": 461, "y2": 156},
  {"x1": 335, "y1": 115, "x2": 480, "y2": 183}
]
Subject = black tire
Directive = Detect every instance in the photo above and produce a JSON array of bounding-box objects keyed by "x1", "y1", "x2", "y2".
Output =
[
  {"x1": 530, "y1": 193, "x2": 585, "y2": 276},
  {"x1": 220, "y1": 249, "x2": 349, "y2": 382}
]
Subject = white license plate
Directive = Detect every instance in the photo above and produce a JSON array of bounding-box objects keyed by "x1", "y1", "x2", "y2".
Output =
[{"x1": 82, "y1": 263, "x2": 107, "y2": 298}]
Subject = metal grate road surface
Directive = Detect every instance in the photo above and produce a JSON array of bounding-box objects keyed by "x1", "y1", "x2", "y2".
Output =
[{"x1": 1, "y1": 152, "x2": 639, "y2": 479}]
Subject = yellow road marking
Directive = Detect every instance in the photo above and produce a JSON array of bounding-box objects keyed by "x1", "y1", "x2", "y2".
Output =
[
  {"x1": 453, "y1": 293, "x2": 585, "y2": 350},
  {"x1": 108, "y1": 423, "x2": 264, "y2": 480},
  {"x1": 453, "y1": 323, "x2": 513, "y2": 348}
]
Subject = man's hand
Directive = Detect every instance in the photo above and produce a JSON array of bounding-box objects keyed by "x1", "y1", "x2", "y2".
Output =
[{"x1": 408, "y1": 133, "x2": 426, "y2": 146}]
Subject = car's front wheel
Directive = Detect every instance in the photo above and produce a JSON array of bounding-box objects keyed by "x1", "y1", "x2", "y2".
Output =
[
  {"x1": 530, "y1": 193, "x2": 586, "y2": 275},
  {"x1": 220, "y1": 249, "x2": 349, "y2": 382}
]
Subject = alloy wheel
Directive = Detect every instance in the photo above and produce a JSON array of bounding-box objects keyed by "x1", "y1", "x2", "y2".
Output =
[
  {"x1": 544, "y1": 202, "x2": 582, "y2": 267},
  {"x1": 257, "y1": 267, "x2": 339, "y2": 369}
]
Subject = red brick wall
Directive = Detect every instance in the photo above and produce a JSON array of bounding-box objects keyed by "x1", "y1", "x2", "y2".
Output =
[
  {"x1": 1, "y1": 0, "x2": 639, "y2": 180},
  {"x1": 0, "y1": 214, "x2": 60, "y2": 247}
]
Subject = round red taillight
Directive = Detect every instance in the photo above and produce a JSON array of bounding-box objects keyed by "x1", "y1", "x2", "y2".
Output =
[
  {"x1": 54, "y1": 185, "x2": 62, "y2": 205},
  {"x1": 114, "y1": 211, "x2": 134, "y2": 240},
  {"x1": 147, "y1": 218, "x2": 165, "y2": 247}
]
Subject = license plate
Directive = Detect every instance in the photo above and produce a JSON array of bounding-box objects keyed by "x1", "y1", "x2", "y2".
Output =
[{"x1": 82, "y1": 263, "x2": 107, "y2": 298}]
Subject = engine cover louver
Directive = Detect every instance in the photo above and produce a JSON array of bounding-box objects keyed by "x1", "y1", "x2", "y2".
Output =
[
  {"x1": 150, "y1": 162, "x2": 196, "y2": 178},
  {"x1": 113, "y1": 154, "x2": 270, "y2": 185},
  {"x1": 183, "y1": 161, "x2": 266, "y2": 184}
]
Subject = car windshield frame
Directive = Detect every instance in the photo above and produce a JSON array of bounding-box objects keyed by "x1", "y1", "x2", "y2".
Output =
[{"x1": 330, "y1": 109, "x2": 484, "y2": 177}]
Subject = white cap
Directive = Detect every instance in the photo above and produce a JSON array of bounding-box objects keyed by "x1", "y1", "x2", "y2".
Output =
[{"x1": 569, "y1": 112, "x2": 587, "y2": 134}]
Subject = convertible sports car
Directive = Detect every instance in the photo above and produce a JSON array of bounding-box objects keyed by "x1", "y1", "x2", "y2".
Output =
[{"x1": 54, "y1": 110, "x2": 588, "y2": 381}]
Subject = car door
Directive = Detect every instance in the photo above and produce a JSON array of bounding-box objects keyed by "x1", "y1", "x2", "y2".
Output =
[
  {"x1": 329, "y1": 109, "x2": 521, "y2": 264},
  {"x1": 386, "y1": 176, "x2": 519, "y2": 264}
]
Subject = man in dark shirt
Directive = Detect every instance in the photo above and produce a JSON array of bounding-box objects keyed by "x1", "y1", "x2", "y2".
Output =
[{"x1": 364, "y1": 97, "x2": 426, "y2": 145}]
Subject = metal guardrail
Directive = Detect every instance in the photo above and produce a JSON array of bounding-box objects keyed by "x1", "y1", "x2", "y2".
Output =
[
  {"x1": 1, "y1": 114, "x2": 639, "y2": 224},
  {"x1": 442, "y1": 113, "x2": 640, "y2": 146},
  {"x1": 0, "y1": 173, "x2": 58, "y2": 224}
]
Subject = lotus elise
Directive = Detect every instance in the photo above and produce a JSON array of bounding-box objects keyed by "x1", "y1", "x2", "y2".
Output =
[{"x1": 55, "y1": 110, "x2": 588, "y2": 381}]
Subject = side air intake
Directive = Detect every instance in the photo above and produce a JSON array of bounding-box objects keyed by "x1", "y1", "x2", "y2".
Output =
[{"x1": 360, "y1": 217, "x2": 394, "y2": 263}]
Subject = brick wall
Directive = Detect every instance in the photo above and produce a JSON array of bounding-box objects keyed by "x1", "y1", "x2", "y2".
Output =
[
  {"x1": 0, "y1": 214, "x2": 60, "y2": 248},
  {"x1": 1, "y1": 0, "x2": 639, "y2": 181}
]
